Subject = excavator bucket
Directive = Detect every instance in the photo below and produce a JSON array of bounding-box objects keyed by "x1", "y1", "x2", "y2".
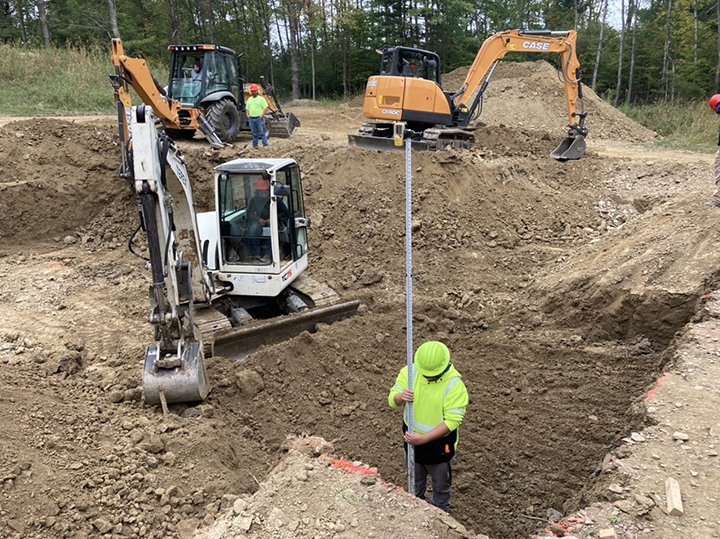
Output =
[
  {"x1": 551, "y1": 133, "x2": 586, "y2": 161},
  {"x1": 268, "y1": 112, "x2": 301, "y2": 138},
  {"x1": 142, "y1": 341, "x2": 209, "y2": 405}
]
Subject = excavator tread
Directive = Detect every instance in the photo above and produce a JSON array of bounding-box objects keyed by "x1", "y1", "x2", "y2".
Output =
[
  {"x1": 289, "y1": 274, "x2": 341, "y2": 308},
  {"x1": 194, "y1": 306, "x2": 233, "y2": 334},
  {"x1": 349, "y1": 124, "x2": 474, "y2": 152},
  {"x1": 421, "y1": 128, "x2": 475, "y2": 150}
]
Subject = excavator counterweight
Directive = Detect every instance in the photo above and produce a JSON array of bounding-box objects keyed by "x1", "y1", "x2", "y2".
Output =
[{"x1": 349, "y1": 29, "x2": 588, "y2": 160}]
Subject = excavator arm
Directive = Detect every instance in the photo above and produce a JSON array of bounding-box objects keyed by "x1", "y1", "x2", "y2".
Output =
[
  {"x1": 455, "y1": 29, "x2": 587, "y2": 160},
  {"x1": 128, "y1": 105, "x2": 214, "y2": 405}
]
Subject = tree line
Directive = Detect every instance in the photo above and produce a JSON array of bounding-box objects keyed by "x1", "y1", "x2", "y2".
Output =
[{"x1": 1, "y1": 0, "x2": 718, "y2": 104}]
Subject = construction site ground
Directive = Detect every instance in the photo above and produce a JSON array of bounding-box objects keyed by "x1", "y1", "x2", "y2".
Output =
[{"x1": 1, "y1": 60, "x2": 720, "y2": 539}]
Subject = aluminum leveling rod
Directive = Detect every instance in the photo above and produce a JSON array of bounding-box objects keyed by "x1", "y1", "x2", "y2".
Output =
[{"x1": 405, "y1": 137, "x2": 415, "y2": 495}]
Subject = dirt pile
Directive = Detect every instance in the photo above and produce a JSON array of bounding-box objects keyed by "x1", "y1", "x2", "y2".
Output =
[
  {"x1": 0, "y1": 106, "x2": 719, "y2": 539},
  {"x1": 0, "y1": 119, "x2": 125, "y2": 244},
  {"x1": 196, "y1": 436, "x2": 482, "y2": 539},
  {"x1": 442, "y1": 60, "x2": 657, "y2": 142}
]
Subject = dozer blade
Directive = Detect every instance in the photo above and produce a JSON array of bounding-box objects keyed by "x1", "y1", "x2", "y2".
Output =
[
  {"x1": 268, "y1": 112, "x2": 301, "y2": 138},
  {"x1": 348, "y1": 134, "x2": 428, "y2": 152},
  {"x1": 143, "y1": 341, "x2": 209, "y2": 405},
  {"x1": 212, "y1": 299, "x2": 360, "y2": 358},
  {"x1": 551, "y1": 134, "x2": 586, "y2": 161}
]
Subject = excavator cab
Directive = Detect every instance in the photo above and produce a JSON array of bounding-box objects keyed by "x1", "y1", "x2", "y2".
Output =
[
  {"x1": 167, "y1": 45, "x2": 241, "y2": 107},
  {"x1": 379, "y1": 46, "x2": 440, "y2": 83},
  {"x1": 205, "y1": 159, "x2": 309, "y2": 286}
]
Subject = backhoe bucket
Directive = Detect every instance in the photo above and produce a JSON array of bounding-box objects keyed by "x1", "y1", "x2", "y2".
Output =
[
  {"x1": 143, "y1": 341, "x2": 209, "y2": 405},
  {"x1": 551, "y1": 133, "x2": 586, "y2": 161},
  {"x1": 268, "y1": 112, "x2": 301, "y2": 138}
]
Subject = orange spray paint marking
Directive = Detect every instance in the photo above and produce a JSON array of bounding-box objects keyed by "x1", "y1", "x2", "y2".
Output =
[
  {"x1": 328, "y1": 457, "x2": 377, "y2": 475},
  {"x1": 645, "y1": 374, "x2": 666, "y2": 401}
]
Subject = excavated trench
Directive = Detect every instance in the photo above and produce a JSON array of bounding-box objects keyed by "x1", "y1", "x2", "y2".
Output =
[{"x1": 1, "y1": 116, "x2": 716, "y2": 538}]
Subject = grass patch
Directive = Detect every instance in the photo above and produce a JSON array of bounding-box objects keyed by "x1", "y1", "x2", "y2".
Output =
[
  {"x1": 619, "y1": 100, "x2": 718, "y2": 153},
  {"x1": 0, "y1": 42, "x2": 168, "y2": 115}
]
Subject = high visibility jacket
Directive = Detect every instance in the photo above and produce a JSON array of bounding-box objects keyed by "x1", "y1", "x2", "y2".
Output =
[
  {"x1": 388, "y1": 362, "x2": 468, "y2": 463},
  {"x1": 246, "y1": 95, "x2": 268, "y2": 118}
]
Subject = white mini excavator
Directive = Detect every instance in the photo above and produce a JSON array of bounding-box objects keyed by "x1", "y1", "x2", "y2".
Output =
[{"x1": 124, "y1": 105, "x2": 357, "y2": 405}]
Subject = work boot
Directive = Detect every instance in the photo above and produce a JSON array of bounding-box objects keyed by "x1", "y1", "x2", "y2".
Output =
[{"x1": 260, "y1": 255, "x2": 271, "y2": 263}]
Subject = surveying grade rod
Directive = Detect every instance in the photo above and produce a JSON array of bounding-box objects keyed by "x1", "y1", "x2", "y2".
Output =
[{"x1": 405, "y1": 137, "x2": 415, "y2": 494}]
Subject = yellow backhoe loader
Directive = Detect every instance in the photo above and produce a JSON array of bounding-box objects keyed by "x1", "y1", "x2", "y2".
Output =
[
  {"x1": 110, "y1": 39, "x2": 300, "y2": 147},
  {"x1": 123, "y1": 105, "x2": 355, "y2": 405},
  {"x1": 348, "y1": 29, "x2": 588, "y2": 160}
]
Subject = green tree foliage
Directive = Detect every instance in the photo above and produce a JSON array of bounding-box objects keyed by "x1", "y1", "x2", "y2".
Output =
[{"x1": 1, "y1": 0, "x2": 719, "y2": 103}]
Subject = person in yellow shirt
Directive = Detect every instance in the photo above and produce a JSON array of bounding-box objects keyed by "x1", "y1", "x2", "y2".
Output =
[
  {"x1": 388, "y1": 341, "x2": 469, "y2": 512},
  {"x1": 246, "y1": 84, "x2": 269, "y2": 148}
]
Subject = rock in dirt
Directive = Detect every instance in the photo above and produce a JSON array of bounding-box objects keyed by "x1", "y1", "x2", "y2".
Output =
[{"x1": 235, "y1": 369, "x2": 264, "y2": 395}]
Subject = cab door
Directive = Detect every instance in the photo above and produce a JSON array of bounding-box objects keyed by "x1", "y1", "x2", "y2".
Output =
[{"x1": 276, "y1": 164, "x2": 308, "y2": 266}]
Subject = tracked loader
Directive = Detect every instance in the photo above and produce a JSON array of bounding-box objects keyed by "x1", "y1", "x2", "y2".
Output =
[
  {"x1": 349, "y1": 29, "x2": 588, "y2": 160},
  {"x1": 110, "y1": 39, "x2": 300, "y2": 146},
  {"x1": 123, "y1": 105, "x2": 356, "y2": 406}
]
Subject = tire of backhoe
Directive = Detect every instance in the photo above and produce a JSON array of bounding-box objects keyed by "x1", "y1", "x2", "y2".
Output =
[
  {"x1": 164, "y1": 128, "x2": 197, "y2": 140},
  {"x1": 207, "y1": 98, "x2": 241, "y2": 143}
]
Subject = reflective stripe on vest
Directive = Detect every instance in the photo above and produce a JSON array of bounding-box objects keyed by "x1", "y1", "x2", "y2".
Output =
[{"x1": 403, "y1": 376, "x2": 461, "y2": 432}]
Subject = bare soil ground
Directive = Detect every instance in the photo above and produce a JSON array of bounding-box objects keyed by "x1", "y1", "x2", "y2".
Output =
[{"x1": 1, "y1": 61, "x2": 720, "y2": 539}]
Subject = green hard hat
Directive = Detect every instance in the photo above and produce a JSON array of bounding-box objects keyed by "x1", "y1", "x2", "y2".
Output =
[{"x1": 414, "y1": 341, "x2": 450, "y2": 377}]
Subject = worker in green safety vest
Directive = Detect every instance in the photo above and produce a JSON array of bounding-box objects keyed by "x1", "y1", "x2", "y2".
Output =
[{"x1": 388, "y1": 340, "x2": 469, "y2": 512}]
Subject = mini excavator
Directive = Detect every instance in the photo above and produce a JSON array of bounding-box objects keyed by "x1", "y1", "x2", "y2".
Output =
[
  {"x1": 122, "y1": 105, "x2": 357, "y2": 405},
  {"x1": 349, "y1": 29, "x2": 588, "y2": 160},
  {"x1": 110, "y1": 39, "x2": 300, "y2": 146}
]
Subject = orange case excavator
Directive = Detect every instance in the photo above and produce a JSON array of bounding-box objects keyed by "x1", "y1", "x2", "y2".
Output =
[{"x1": 348, "y1": 29, "x2": 588, "y2": 160}]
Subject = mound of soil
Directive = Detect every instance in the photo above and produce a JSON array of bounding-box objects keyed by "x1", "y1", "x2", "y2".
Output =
[
  {"x1": 443, "y1": 60, "x2": 657, "y2": 142},
  {"x1": 196, "y1": 436, "x2": 481, "y2": 539},
  {"x1": 0, "y1": 99, "x2": 718, "y2": 539}
]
